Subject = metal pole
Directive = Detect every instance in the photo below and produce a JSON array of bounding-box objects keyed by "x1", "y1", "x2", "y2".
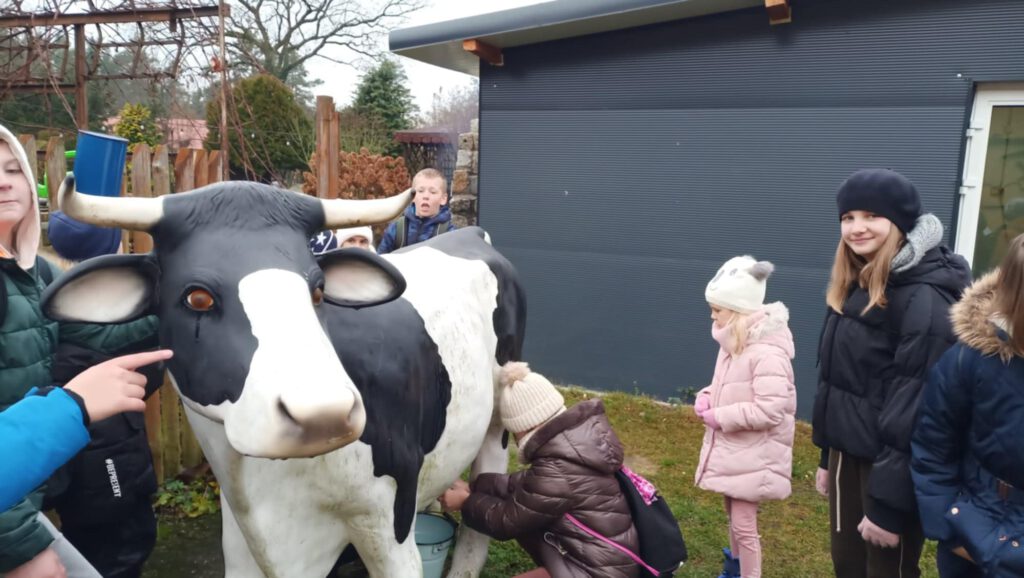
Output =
[
  {"x1": 74, "y1": 24, "x2": 87, "y2": 128},
  {"x1": 218, "y1": 0, "x2": 229, "y2": 180}
]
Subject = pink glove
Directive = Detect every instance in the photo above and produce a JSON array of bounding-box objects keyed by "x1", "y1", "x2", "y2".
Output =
[
  {"x1": 857, "y1": 516, "x2": 900, "y2": 548},
  {"x1": 693, "y1": 394, "x2": 711, "y2": 416},
  {"x1": 701, "y1": 408, "x2": 721, "y2": 430}
]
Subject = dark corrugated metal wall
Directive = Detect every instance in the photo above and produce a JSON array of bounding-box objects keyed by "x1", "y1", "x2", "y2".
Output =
[{"x1": 478, "y1": 0, "x2": 1024, "y2": 417}]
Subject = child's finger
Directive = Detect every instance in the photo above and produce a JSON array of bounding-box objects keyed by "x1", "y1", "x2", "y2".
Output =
[
  {"x1": 121, "y1": 369, "x2": 148, "y2": 387},
  {"x1": 110, "y1": 349, "x2": 174, "y2": 370}
]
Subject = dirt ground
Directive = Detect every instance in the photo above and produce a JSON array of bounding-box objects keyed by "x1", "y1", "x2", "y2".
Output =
[{"x1": 142, "y1": 515, "x2": 371, "y2": 578}]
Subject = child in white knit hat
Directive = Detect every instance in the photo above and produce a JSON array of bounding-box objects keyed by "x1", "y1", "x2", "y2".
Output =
[
  {"x1": 335, "y1": 226, "x2": 374, "y2": 251},
  {"x1": 440, "y1": 362, "x2": 641, "y2": 578},
  {"x1": 309, "y1": 225, "x2": 375, "y2": 255},
  {"x1": 694, "y1": 256, "x2": 797, "y2": 578}
]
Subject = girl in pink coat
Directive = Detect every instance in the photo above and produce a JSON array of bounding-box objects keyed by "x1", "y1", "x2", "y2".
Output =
[{"x1": 694, "y1": 256, "x2": 797, "y2": 578}]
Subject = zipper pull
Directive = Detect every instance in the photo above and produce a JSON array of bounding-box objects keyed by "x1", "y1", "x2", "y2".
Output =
[{"x1": 544, "y1": 532, "x2": 567, "y2": 555}]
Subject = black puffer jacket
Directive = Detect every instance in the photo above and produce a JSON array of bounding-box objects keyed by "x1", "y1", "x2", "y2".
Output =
[
  {"x1": 46, "y1": 339, "x2": 162, "y2": 525},
  {"x1": 462, "y1": 399, "x2": 639, "y2": 578},
  {"x1": 813, "y1": 215, "x2": 971, "y2": 533}
]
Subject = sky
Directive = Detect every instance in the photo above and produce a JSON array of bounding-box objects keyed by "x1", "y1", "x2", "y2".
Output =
[{"x1": 305, "y1": 0, "x2": 548, "y2": 114}]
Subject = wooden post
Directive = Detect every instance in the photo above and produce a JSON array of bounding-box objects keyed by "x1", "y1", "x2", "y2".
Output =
[
  {"x1": 327, "y1": 112, "x2": 339, "y2": 199},
  {"x1": 315, "y1": 96, "x2": 339, "y2": 199},
  {"x1": 17, "y1": 135, "x2": 37, "y2": 186},
  {"x1": 207, "y1": 150, "x2": 222, "y2": 184},
  {"x1": 138, "y1": 144, "x2": 164, "y2": 480},
  {"x1": 158, "y1": 150, "x2": 198, "y2": 477},
  {"x1": 74, "y1": 24, "x2": 87, "y2": 128},
  {"x1": 193, "y1": 149, "x2": 209, "y2": 189},
  {"x1": 174, "y1": 149, "x2": 195, "y2": 193},
  {"x1": 45, "y1": 137, "x2": 66, "y2": 212}
]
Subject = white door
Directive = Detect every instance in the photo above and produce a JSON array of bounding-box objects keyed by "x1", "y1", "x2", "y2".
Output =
[{"x1": 955, "y1": 83, "x2": 1024, "y2": 275}]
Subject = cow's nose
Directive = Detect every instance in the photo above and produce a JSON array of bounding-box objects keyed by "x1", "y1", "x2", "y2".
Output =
[{"x1": 277, "y1": 387, "x2": 364, "y2": 442}]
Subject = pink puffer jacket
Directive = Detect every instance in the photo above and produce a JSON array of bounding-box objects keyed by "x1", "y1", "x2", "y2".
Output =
[{"x1": 694, "y1": 302, "x2": 797, "y2": 502}]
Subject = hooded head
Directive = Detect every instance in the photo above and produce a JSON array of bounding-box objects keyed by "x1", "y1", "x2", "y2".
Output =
[
  {"x1": 0, "y1": 124, "x2": 40, "y2": 270},
  {"x1": 47, "y1": 210, "x2": 122, "y2": 262}
]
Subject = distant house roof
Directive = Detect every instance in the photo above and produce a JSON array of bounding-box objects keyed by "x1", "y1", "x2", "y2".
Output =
[
  {"x1": 393, "y1": 128, "x2": 456, "y2": 145},
  {"x1": 103, "y1": 116, "x2": 208, "y2": 150},
  {"x1": 390, "y1": 0, "x2": 761, "y2": 75}
]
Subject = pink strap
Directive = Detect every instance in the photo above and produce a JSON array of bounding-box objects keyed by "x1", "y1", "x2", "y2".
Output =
[
  {"x1": 620, "y1": 465, "x2": 657, "y2": 506},
  {"x1": 564, "y1": 513, "x2": 659, "y2": 576}
]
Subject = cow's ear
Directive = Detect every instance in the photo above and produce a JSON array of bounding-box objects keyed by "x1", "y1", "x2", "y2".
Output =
[
  {"x1": 318, "y1": 249, "x2": 406, "y2": 307},
  {"x1": 42, "y1": 254, "x2": 159, "y2": 323}
]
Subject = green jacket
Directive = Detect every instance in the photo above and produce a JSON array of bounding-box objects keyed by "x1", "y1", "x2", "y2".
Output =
[{"x1": 0, "y1": 256, "x2": 157, "y2": 571}]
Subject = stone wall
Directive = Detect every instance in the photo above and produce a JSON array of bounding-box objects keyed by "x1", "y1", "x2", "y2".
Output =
[{"x1": 449, "y1": 119, "x2": 479, "y2": 227}]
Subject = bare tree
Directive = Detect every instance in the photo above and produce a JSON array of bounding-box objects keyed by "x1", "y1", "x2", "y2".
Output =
[
  {"x1": 420, "y1": 79, "x2": 478, "y2": 134},
  {"x1": 226, "y1": 0, "x2": 423, "y2": 88}
]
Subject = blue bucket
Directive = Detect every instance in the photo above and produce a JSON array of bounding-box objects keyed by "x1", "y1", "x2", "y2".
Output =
[
  {"x1": 415, "y1": 513, "x2": 457, "y2": 578},
  {"x1": 73, "y1": 131, "x2": 128, "y2": 197}
]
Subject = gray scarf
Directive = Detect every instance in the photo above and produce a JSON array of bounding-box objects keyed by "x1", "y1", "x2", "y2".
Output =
[{"x1": 891, "y1": 213, "x2": 943, "y2": 273}]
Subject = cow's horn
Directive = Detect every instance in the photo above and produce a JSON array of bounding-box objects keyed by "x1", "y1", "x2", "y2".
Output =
[
  {"x1": 321, "y1": 188, "x2": 414, "y2": 228},
  {"x1": 58, "y1": 175, "x2": 164, "y2": 231}
]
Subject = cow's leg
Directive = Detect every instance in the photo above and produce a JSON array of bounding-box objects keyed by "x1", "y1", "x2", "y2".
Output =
[
  {"x1": 347, "y1": 518, "x2": 421, "y2": 578},
  {"x1": 220, "y1": 494, "x2": 266, "y2": 578},
  {"x1": 446, "y1": 415, "x2": 509, "y2": 578}
]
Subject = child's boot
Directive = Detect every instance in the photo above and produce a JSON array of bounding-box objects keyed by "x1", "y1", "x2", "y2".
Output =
[{"x1": 716, "y1": 547, "x2": 741, "y2": 578}]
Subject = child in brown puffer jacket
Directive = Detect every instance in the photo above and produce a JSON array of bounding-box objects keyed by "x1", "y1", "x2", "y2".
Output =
[{"x1": 440, "y1": 362, "x2": 639, "y2": 578}]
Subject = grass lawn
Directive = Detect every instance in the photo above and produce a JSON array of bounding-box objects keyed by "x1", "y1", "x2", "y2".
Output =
[
  {"x1": 477, "y1": 388, "x2": 939, "y2": 578},
  {"x1": 144, "y1": 387, "x2": 939, "y2": 577}
]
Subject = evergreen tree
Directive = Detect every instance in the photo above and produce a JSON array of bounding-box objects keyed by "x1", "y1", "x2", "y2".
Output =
[
  {"x1": 206, "y1": 74, "x2": 314, "y2": 181},
  {"x1": 352, "y1": 60, "x2": 417, "y2": 155},
  {"x1": 114, "y1": 103, "x2": 162, "y2": 150}
]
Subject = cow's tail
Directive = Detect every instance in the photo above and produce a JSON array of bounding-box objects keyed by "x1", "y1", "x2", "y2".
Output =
[{"x1": 498, "y1": 361, "x2": 531, "y2": 389}]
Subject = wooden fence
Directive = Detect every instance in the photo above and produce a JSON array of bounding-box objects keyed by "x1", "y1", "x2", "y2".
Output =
[{"x1": 24, "y1": 135, "x2": 220, "y2": 483}]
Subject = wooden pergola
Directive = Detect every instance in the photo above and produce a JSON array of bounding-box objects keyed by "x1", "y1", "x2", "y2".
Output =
[{"x1": 0, "y1": 3, "x2": 228, "y2": 175}]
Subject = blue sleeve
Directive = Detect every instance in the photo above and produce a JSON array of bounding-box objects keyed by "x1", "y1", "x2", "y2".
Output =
[
  {"x1": 0, "y1": 390, "x2": 90, "y2": 512},
  {"x1": 377, "y1": 222, "x2": 397, "y2": 255},
  {"x1": 911, "y1": 345, "x2": 971, "y2": 542}
]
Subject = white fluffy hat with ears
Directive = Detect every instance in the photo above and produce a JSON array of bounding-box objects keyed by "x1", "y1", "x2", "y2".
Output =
[{"x1": 705, "y1": 256, "x2": 775, "y2": 314}]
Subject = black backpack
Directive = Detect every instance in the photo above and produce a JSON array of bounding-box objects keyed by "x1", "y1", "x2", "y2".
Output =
[
  {"x1": 394, "y1": 215, "x2": 451, "y2": 250},
  {"x1": 614, "y1": 466, "x2": 688, "y2": 577}
]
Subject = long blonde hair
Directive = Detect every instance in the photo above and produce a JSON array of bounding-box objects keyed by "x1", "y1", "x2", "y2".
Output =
[
  {"x1": 724, "y1": 313, "x2": 750, "y2": 355},
  {"x1": 995, "y1": 233, "x2": 1024, "y2": 356},
  {"x1": 826, "y1": 229, "x2": 905, "y2": 314}
]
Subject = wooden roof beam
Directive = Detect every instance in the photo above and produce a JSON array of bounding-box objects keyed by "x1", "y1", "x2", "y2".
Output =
[
  {"x1": 765, "y1": 0, "x2": 792, "y2": 25},
  {"x1": 463, "y1": 38, "x2": 503, "y2": 67}
]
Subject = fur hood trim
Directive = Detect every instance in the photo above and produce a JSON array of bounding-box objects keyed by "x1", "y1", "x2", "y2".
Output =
[{"x1": 951, "y1": 270, "x2": 1015, "y2": 362}]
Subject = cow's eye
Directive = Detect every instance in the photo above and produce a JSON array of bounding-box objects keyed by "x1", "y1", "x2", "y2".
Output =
[
  {"x1": 186, "y1": 288, "x2": 216, "y2": 312},
  {"x1": 312, "y1": 287, "x2": 324, "y2": 306}
]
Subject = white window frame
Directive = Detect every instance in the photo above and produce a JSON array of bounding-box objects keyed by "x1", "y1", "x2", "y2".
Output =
[{"x1": 955, "y1": 83, "x2": 1024, "y2": 268}]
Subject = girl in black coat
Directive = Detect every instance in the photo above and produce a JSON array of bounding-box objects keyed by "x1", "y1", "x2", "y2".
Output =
[{"x1": 812, "y1": 169, "x2": 971, "y2": 578}]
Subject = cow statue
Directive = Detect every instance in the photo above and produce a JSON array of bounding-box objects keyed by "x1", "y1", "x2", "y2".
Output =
[{"x1": 41, "y1": 176, "x2": 526, "y2": 578}]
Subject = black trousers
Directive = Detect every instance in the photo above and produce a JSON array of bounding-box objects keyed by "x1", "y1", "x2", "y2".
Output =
[{"x1": 60, "y1": 497, "x2": 157, "y2": 578}]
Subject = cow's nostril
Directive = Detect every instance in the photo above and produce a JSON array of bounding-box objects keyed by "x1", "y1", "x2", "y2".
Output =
[{"x1": 277, "y1": 398, "x2": 298, "y2": 425}]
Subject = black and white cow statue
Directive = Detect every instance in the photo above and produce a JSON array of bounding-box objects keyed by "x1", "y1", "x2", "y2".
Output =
[{"x1": 41, "y1": 177, "x2": 526, "y2": 578}]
